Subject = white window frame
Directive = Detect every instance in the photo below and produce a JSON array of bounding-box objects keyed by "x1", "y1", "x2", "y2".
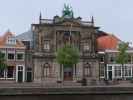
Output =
[
  {"x1": 124, "y1": 65, "x2": 132, "y2": 78},
  {"x1": 7, "y1": 52, "x2": 15, "y2": 61},
  {"x1": 107, "y1": 64, "x2": 133, "y2": 80},
  {"x1": 114, "y1": 65, "x2": 122, "y2": 79},
  {"x1": 16, "y1": 52, "x2": 24, "y2": 61}
]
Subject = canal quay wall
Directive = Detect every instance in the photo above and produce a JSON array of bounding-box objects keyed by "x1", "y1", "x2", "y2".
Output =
[{"x1": 0, "y1": 87, "x2": 133, "y2": 100}]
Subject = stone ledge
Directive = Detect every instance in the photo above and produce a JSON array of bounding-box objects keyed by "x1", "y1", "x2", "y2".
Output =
[{"x1": 1, "y1": 87, "x2": 133, "y2": 95}]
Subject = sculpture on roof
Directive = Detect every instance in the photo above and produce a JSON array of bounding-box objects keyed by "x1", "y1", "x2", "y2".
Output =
[{"x1": 62, "y1": 4, "x2": 74, "y2": 18}]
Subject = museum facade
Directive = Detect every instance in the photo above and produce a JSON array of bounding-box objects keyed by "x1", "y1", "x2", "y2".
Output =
[
  {"x1": 31, "y1": 6, "x2": 100, "y2": 84},
  {"x1": 15, "y1": 5, "x2": 133, "y2": 84}
]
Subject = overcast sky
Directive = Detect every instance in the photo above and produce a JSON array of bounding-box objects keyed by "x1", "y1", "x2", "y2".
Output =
[{"x1": 0, "y1": 0, "x2": 133, "y2": 44}]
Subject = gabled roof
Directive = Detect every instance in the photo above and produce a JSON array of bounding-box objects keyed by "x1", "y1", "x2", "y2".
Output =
[
  {"x1": 16, "y1": 30, "x2": 33, "y2": 41},
  {"x1": 0, "y1": 31, "x2": 25, "y2": 49}
]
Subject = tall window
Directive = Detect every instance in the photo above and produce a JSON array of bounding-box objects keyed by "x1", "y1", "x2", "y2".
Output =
[
  {"x1": 17, "y1": 53, "x2": 24, "y2": 60},
  {"x1": 100, "y1": 64, "x2": 105, "y2": 78},
  {"x1": 114, "y1": 66, "x2": 122, "y2": 78},
  {"x1": 44, "y1": 40, "x2": 50, "y2": 51},
  {"x1": 7, "y1": 66, "x2": 14, "y2": 78},
  {"x1": 43, "y1": 63, "x2": 50, "y2": 77},
  {"x1": 8, "y1": 53, "x2": 14, "y2": 60},
  {"x1": 124, "y1": 66, "x2": 132, "y2": 77},
  {"x1": 84, "y1": 63, "x2": 91, "y2": 77},
  {"x1": 83, "y1": 43, "x2": 90, "y2": 51},
  {"x1": 100, "y1": 56, "x2": 104, "y2": 62}
]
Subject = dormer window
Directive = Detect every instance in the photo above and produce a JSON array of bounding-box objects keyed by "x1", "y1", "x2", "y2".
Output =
[{"x1": 7, "y1": 37, "x2": 16, "y2": 45}]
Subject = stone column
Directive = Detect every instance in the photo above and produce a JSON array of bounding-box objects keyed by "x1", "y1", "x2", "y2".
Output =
[
  {"x1": 76, "y1": 62, "x2": 83, "y2": 81},
  {"x1": 34, "y1": 58, "x2": 42, "y2": 83},
  {"x1": 91, "y1": 60, "x2": 99, "y2": 84},
  {"x1": 53, "y1": 62, "x2": 63, "y2": 82}
]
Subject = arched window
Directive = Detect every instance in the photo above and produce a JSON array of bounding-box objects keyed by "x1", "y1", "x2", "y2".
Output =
[
  {"x1": 43, "y1": 63, "x2": 50, "y2": 77},
  {"x1": 84, "y1": 62, "x2": 91, "y2": 77}
]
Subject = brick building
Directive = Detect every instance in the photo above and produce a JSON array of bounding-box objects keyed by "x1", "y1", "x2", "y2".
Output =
[{"x1": 0, "y1": 31, "x2": 26, "y2": 82}]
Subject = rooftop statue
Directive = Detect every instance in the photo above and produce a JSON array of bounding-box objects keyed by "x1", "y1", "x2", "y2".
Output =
[{"x1": 62, "y1": 4, "x2": 74, "y2": 18}]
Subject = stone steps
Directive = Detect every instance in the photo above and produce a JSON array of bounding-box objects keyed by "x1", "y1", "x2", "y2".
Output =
[{"x1": 62, "y1": 81, "x2": 81, "y2": 86}]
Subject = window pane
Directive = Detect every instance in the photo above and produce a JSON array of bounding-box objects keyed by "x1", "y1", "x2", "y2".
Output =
[
  {"x1": 108, "y1": 66, "x2": 112, "y2": 70},
  {"x1": 8, "y1": 53, "x2": 14, "y2": 60},
  {"x1": 44, "y1": 41, "x2": 50, "y2": 51},
  {"x1": 84, "y1": 63, "x2": 91, "y2": 77},
  {"x1": 18, "y1": 66, "x2": 23, "y2": 71},
  {"x1": 0, "y1": 69, "x2": 4, "y2": 78},
  {"x1": 124, "y1": 66, "x2": 132, "y2": 77},
  {"x1": 7, "y1": 66, "x2": 14, "y2": 78},
  {"x1": 17, "y1": 53, "x2": 24, "y2": 60},
  {"x1": 114, "y1": 66, "x2": 121, "y2": 77},
  {"x1": 100, "y1": 64, "x2": 105, "y2": 77}
]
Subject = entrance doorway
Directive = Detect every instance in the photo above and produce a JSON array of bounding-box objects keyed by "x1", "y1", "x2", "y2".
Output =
[
  {"x1": 64, "y1": 67, "x2": 73, "y2": 81},
  {"x1": 16, "y1": 65, "x2": 25, "y2": 82},
  {"x1": 108, "y1": 71, "x2": 112, "y2": 80},
  {"x1": 107, "y1": 66, "x2": 113, "y2": 80},
  {"x1": 26, "y1": 68, "x2": 32, "y2": 82}
]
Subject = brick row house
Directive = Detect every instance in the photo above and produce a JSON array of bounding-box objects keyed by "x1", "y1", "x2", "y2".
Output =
[
  {"x1": 97, "y1": 33, "x2": 133, "y2": 82},
  {"x1": 0, "y1": 31, "x2": 26, "y2": 82}
]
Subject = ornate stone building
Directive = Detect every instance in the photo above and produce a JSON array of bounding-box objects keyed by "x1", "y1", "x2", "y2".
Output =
[
  {"x1": 31, "y1": 5, "x2": 99, "y2": 84},
  {"x1": 15, "y1": 5, "x2": 133, "y2": 85}
]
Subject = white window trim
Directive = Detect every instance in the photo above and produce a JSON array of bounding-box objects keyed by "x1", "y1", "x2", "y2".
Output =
[
  {"x1": 16, "y1": 53, "x2": 25, "y2": 61},
  {"x1": 114, "y1": 65, "x2": 122, "y2": 79},
  {"x1": 107, "y1": 64, "x2": 133, "y2": 79},
  {"x1": 7, "y1": 52, "x2": 15, "y2": 61},
  {"x1": 123, "y1": 65, "x2": 132, "y2": 77}
]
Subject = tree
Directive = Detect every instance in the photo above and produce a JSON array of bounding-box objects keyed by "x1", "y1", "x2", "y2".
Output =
[
  {"x1": 0, "y1": 51, "x2": 6, "y2": 70},
  {"x1": 116, "y1": 42, "x2": 129, "y2": 79},
  {"x1": 56, "y1": 44, "x2": 80, "y2": 67}
]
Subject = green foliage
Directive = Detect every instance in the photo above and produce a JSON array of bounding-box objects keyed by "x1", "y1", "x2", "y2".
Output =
[
  {"x1": 56, "y1": 44, "x2": 79, "y2": 67},
  {"x1": 116, "y1": 42, "x2": 129, "y2": 64},
  {"x1": 0, "y1": 51, "x2": 7, "y2": 70}
]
